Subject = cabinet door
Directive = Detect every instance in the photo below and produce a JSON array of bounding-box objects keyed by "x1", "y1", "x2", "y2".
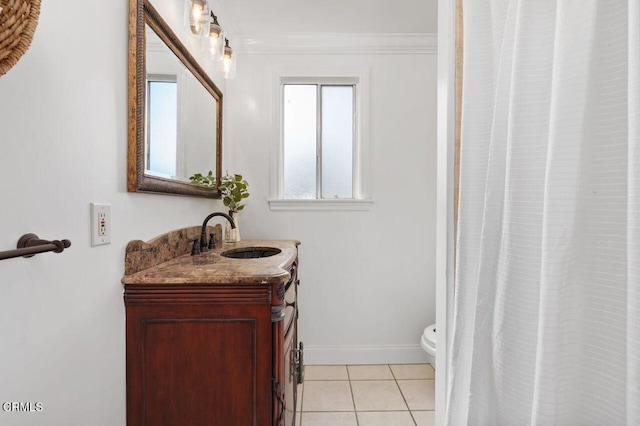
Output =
[{"x1": 126, "y1": 303, "x2": 272, "y2": 426}]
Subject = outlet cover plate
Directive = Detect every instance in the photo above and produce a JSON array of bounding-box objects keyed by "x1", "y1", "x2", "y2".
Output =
[{"x1": 90, "y1": 203, "x2": 111, "y2": 246}]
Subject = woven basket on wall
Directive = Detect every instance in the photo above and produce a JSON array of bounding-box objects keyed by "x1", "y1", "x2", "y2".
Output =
[{"x1": 0, "y1": 0, "x2": 41, "y2": 76}]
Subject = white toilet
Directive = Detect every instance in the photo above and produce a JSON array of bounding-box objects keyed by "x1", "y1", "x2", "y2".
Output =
[{"x1": 421, "y1": 324, "x2": 436, "y2": 369}]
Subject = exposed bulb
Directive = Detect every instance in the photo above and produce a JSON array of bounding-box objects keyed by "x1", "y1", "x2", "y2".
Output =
[
  {"x1": 186, "y1": 0, "x2": 207, "y2": 35},
  {"x1": 209, "y1": 35, "x2": 221, "y2": 56},
  {"x1": 191, "y1": 0, "x2": 204, "y2": 20},
  {"x1": 206, "y1": 12, "x2": 223, "y2": 59},
  {"x1": 222, "y1": 55, "x2": 232, "y2": 75},
  {"x1": 221, "y1": 39, "x2": 234, "y2": 78},
  {"x1": 223, "y1": 40, "x2": 233, "y2": 61}
]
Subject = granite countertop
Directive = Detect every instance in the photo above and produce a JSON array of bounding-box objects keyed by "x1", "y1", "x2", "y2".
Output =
[{"x1": 122, "y1": 238, "x2": 300, "y2": 286}]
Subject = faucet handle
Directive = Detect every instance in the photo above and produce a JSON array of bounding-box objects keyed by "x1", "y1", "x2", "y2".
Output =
[
  {"x1": 190, "y1": 238, "x2": 201, "y2": 256},
  {"x1": 208, "y1": 233, "x2": 217, "y2": 250}
]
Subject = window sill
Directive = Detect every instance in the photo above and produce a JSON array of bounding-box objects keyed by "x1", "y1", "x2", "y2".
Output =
[{"x1": 267, "y1": 198, "x2": 374, "y2": 211}]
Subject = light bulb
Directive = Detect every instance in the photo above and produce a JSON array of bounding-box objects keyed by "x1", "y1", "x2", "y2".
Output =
[
  {"x1": 209, "y1": 35, "x2": 221, "y2": 55},
  {"x1": 222, "y1": 56, "x2": 232, "y2": 75},
  {"x1": 185, "y1": 0, "x2": 208, "y2": 36},
  {"x1": 190, "y1": 4, "x2": 203, "y2": 33},
  {"x1": 209, "y1": 25, "x2": 222, "y2": 46},
  {"x1": 223, "y1": 41, "x2": 233, "y2": 61},
  {"x1": 220, "y1": 39, "x2": 235, "y2": 78},
  {"x1": 191, "y1": 4, "x2": 203, "y2": 21},
  {"x1": 203, "y1": 13, "x2": 223, "y2": 59},
  {"x1": 191, "y1": 0, "x2": 204, "y2": 21}
]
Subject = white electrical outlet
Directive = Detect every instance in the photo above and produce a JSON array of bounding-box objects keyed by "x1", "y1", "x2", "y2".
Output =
[{"x1": 91, "y1": 203, "x2": 111, "y2": 246}]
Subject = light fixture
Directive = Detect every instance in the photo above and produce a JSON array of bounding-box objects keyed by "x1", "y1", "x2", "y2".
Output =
[
  {"x1": 184, "y1": 0, "x2": 236, "y2": 78},
  {"x1": 204, "y1": 12, "x2": 224, "y2": 60},
  {"x1": 221, "y1": 38, "x2": 236, "y2": 79},
  {"x1": 184, "y1": 0, "x2": 209, "y2": 36}
]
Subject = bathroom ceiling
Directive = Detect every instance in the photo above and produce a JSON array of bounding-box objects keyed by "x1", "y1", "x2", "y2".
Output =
[{"x1": 218, "y1": 0, "x2": 438, "y2": 36}]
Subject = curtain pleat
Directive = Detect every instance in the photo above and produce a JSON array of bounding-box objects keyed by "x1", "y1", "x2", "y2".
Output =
[
  {"x1": 626, "y1": 2, "x2": 640, "y2": 424},
  {"x1": 448, "y1": 1, "x2": 640, "y2": 425}
]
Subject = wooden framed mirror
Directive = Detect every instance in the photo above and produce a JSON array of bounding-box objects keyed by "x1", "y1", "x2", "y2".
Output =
[{"x1": 128, "y1": 0, "x2": 222, "y2": 198}]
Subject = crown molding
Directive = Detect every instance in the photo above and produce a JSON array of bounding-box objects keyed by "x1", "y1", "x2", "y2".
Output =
[{"x1": 235, "y1": 33, "x2": 437, "y2": 55}]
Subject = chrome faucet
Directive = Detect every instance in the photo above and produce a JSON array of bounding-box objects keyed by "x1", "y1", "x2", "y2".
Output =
[{"x1": 198, "y1": 212, "x2": 236, "y2": 254}]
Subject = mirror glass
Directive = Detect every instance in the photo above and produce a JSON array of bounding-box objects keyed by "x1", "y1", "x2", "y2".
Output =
[
  {"x1": 128, "y1": 0, "x2": 222, "y2": 198},
  {"x1": 145, "y1": 25, "x2": 218, "y2": 181}
]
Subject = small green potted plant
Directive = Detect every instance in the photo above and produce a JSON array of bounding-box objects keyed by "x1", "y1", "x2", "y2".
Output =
[{"x1": 190, "y1": 171, "x2": 249, "y2": 241}]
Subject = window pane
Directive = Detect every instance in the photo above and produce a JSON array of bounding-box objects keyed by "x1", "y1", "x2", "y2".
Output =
[
  {"x1": 321, "y1": 85, "x2": 353, "y2": 198},
  {"x1": 283, "y1": 85, "x2": 317, "y2": 199},
  {"x1": 147, "y1": 81, "x2": 178, "y2": 178}
]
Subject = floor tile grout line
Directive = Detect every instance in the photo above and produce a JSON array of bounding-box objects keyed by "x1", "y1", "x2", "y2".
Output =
[
  {"x1": 346, "y1": 365, "x2": 361, "y2": 426},
  {"x1": 391, "y1": 364, "x2": 419, "y2": 426},
  {"x1": 301, "y1": 364, "x2": 433, "y2": 424}
]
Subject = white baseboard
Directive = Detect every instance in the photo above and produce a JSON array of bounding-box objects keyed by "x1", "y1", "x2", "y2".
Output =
[{"x1": 303, "y1": 344, "x2": 429, "y2": 365}]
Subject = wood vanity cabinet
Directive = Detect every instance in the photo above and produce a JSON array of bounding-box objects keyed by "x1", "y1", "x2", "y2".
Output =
[{"x1": 124, "y1": 244, "x2": 302, "y2": 426}]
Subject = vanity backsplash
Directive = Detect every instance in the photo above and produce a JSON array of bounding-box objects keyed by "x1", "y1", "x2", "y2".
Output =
[{"x1": 123, "y1": 225, "x2": 222, "y2": 275}]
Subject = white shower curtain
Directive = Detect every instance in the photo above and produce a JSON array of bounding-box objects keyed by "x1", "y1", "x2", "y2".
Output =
[{"x1": 447, "y1": 1, "x2": 639, "y2": 425}]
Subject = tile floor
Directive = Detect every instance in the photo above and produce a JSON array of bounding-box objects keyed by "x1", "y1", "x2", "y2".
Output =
[{"x1": 297, "y1": 364, "x2": 435, "y2": 426}]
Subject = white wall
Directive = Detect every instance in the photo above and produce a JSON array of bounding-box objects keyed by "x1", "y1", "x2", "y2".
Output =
[
  {"x1": 225, "y1": 40, "x2": 438, "y2": 364},
  {"x1": 0, "y1": 2, "x2": 437, "y2": 423},
  {"x1": 0, "y1": 1, "x2": 227, "y2": 425}
]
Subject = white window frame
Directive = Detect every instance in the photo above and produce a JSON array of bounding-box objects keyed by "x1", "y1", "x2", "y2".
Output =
[{"x1": 268, "y1": 67, "x2": 373, "y2": 211}]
